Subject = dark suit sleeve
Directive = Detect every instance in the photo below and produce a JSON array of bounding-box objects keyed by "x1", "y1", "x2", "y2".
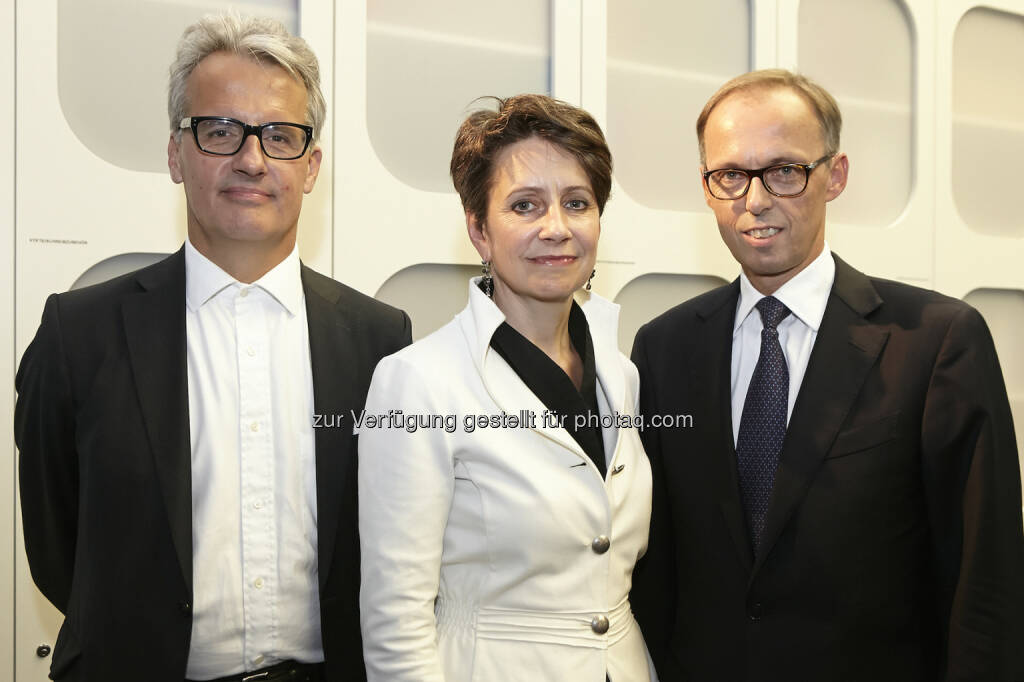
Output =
[
  {"x1": 398, "y1": 311, "x2": 413, "y2": 349},
  {"x1": 919, "y1": 305, "x2": 1024, "y2": 681},
  {"x1": 629, "y1": 323, "x2": 679, "y2": 678},
  {"x1": 15, "y1": 294, "x2": 79, "y2": 614}
]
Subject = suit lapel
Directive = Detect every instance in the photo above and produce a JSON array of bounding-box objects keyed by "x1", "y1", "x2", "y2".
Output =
[
  {"x1": 694, "y1": 282, "x2": 755, "y2": 572},
  {"x1": 753, "y1": 256, "x2": 889, "y2": 574},
  {"x1": 302, "y1": 265, "x2": 362, "y2": 589},
  {"x1": 121, "y1": 249, "x2": 192, "y2": 592}
]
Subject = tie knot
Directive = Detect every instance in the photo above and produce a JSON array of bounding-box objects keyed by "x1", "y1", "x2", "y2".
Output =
[{"x1": 756, "y1": 296, "x2": 790, "y2": 330}]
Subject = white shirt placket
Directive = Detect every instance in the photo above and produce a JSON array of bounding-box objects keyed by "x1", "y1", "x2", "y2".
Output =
[{"x1": 235, "y1": 284, "x2": 278, "y2": 666}]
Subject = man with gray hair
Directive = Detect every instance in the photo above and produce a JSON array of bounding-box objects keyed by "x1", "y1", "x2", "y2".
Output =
[
  {"x1": 631, "y1": 69, "x2": 1024, "y2": 680},
  {"x1": 16, "y1": 13, "x2": 410, "y2": 681}
]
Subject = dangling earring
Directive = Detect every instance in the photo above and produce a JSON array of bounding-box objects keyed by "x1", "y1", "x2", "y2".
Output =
[
  {"x1": 481, "y1": 260, "x2": 493, "y2": 298},
  {"x1": 586, "y1": 268, "x2": 596, "y2": 291}
]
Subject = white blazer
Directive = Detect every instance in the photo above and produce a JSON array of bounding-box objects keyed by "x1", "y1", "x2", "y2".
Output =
[{"x1": 358, "y1": 281, "x2": 656, "y2": 682}]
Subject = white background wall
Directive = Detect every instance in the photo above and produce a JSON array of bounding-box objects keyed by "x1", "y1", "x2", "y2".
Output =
[{"x1": 3, "y1": 0, "x2": 1023, "y2": 678}]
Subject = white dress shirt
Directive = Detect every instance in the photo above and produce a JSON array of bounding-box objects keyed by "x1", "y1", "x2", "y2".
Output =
[
  {"x1": 731, "y1": 244, "x2": 836, "y2": 445},
  {"x1": 184, "y1": 240, "x2": 323, "y2": 679}
]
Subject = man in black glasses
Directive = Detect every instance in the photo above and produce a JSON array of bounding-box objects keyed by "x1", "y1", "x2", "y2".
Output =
[
  {"x1": 631, "y1": 69, "x2": 1024, "y2": 681},
  {"x1": 16, "y1": 12, "x2": 410, "y2": 682}
]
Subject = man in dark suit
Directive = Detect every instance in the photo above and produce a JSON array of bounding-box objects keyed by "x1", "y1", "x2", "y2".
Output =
[
  {"x1": 16, "y1": 13, "x2": 410, "y2": 682},
  {"x1": 631, "y1": 69, "x2": 1024, "y2": 681}
]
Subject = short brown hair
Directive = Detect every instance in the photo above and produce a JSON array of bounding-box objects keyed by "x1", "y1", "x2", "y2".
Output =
[
  {"x1": 450, "y1": 94, "x2": 613, "y2": 222},
  {"x1": 696, "y1": 69, "x2": 842, "y2": 165}
]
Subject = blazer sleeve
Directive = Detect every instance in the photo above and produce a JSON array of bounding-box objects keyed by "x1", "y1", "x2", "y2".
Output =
[
  {"x1": 358, "y1": 352, "x2": 453, "y2": 682},
  {"x1": 628, "y1": 324, "x2": 679, "y2": 678},
  {"x1": 15, "y1": 294, "x2": 79, "y2": 614},
  {"x1": 919, "y1": 304, "x2": 1024, "y2": 681}
]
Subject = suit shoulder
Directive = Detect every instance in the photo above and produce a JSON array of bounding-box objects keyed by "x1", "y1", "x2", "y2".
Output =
[
  {"x1": 44, "y1": 252, "x2": 180, "y2": 321},
  {"x1": 302, "y1": 267, "x2": 410, "y2": 329},
  {"x1": 869, "y1": 275, "x2": 959, "y2": 306},
  {"x1": 868, "y1": 276, "x2": 981, "y2": 324},
  {"x1": 635, "y1": 282, "x2": 735, "y2": 341},
  {"x1": 378, "y1": 316, "x2": 463, "y2": 369}
]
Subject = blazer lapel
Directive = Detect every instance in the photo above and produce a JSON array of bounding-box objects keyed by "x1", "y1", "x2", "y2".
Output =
[
  {"x1": 753, "y1": 256, "x2": 889, "y2": 574},
  {"x1": 582, "y1": 293, "x2": 627, "y2": 468},
  {"x1": 459, "y1": 283, "x2": 589, "y2": 463},
  {"x1": 302, "y1": 265, "x2": 362, "y2": 589},
  {"x1": 694, "y1": 282, "x2": 755, "y2": 572},
  {"x1": 121, "y1": 248, "x2": 192, "y2": 593},
  {"x1": 483, "y1": 347, "x2": 586, "y2": 457}
]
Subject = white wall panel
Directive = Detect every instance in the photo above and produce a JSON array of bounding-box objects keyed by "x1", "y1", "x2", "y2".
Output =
[
  {"x1": 952, "y1": 7, "x2": 1024, "y2": 238},
  {"x1": 366, "y1": 0, "x2": 549, "y2": 194},
  {"x1": 614, "y1": 273, "x2": 727, "y2": 354},
  {"x1": 2, "y1": 0, "x2": 14, "y2": 675},
  {"x1": 936, "y1": 0, "x2": 1024, "y2": 298},
  {"x1": 606, "y1": 0, "x2": 751, "y2": 213},
  {"x1": 57, "y1": 0, "x2": 299, "y2": 173},
  {"x1": 375, "y1": 263, "x2": 479, "y2": 341},
  {"x1": 790, "y1": 0, "x2": 936, "y2": 286},
  {"x1": 335, "y1": 0, "x2": 553, "y2": 334},
  {"x1": 584, "y1": 0, "x2": 745, "y2": 319},
  {"x1": 798, "y1": 0, "x2": 914, "y2": 227}
]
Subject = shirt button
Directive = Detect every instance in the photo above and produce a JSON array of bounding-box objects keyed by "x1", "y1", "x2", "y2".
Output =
[
  {"x1": 253, "y1": 654, "x2": 265, "y2": 666},
  {"x1": 253, "y1": 577, "x2": 264, "y2": 589},
  {"x1": 247, "y1": 346, "x2": 256, "y2": 357},
  {"x1": 239, "y1": 288, "x2": 250, "y2": 298},
  {"x1": 590, "y1": 614, "x2": 609, "y2": 634},
  {"x1": 591, "y1": 535, "x2": 610, "y2": 554},
  {"x1": 253, "y1": 500, "x2": 263, "y2": 510},
  {"x1": 250, "y1": 421, "x2": 259, "y2": 432}
]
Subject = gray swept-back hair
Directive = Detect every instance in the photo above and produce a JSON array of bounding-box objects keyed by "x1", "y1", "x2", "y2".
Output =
[{"x1": 168, "y1": 12, "x2": 326, "y2": 143}]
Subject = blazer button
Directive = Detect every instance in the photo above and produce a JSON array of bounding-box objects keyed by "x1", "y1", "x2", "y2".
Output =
[
  {"x1": 591, "y1": 535, "x2": 611, "y2": 554},
  {"x1": 748, "y1": 602, "x2": 763, "y2": 622},
  {"x1": 179, "y1": 601, "x2": 192, "y2": 616},
  {"x1": 590, "y1": 614, "x2": 610, "y2": 634}
]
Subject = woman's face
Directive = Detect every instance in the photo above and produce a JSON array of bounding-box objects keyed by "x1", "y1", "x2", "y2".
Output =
[{"x1": 468, "y1": 136, "x2": 600, "y2": 311}]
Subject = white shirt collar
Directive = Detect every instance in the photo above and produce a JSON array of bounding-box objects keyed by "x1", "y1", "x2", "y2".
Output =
[
  {"x1": 733, "y1": 242, "x2": 836, "y2": 336},
  {"x1": 184, "y1": 239, "x2": 305, "y2": 315}
]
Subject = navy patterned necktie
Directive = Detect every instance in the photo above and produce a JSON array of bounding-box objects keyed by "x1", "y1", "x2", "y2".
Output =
[{"x1": 735, "y1": 296, "x2": 791, "y2": 551}]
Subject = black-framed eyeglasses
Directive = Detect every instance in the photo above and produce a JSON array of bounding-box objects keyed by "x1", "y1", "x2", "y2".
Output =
[
  {"x1": 179, "y1": 116, "x2": 313, "y2": 160},
  {"x1": 703, "y1": 154, "x2": 833, "y2": 200}
]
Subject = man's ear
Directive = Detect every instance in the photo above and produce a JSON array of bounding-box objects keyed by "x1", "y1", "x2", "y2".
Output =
[
  {"x1": 466, "y1": 210, "x2": 490, "y2": 262},
  {"x1": 168, "y1": 134, "x2": 184, "y2": 184},
  {"x1": 825, "y1": 152, "x2": 849, "y2": 202},
  {"x1": 700, "y1": 164, "x2": 713, "y2": 208},
  {"x1": 303, "y1": 145, "x2": 323, "y2": 194}
]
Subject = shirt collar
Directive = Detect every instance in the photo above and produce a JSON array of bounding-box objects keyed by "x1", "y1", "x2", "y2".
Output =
[
  {"x1": 184, "y1": 239, "x2": 305, "y2": 315},
  {"x1": 734, "y1": 242, "x2": 836, "y2": 336}
]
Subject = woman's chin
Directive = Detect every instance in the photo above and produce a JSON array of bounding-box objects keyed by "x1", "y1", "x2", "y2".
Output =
[{"x1": 504, "y1": 287, "x2": 581, "y2": 307}]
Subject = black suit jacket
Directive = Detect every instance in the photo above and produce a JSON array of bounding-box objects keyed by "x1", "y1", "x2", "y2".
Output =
[
  {"x1": 16, "y1": 248, "x2": 412, "y2": 681},
  {"x1": 630, "y1": 254, "x2": 1024, "y2": 682}
]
